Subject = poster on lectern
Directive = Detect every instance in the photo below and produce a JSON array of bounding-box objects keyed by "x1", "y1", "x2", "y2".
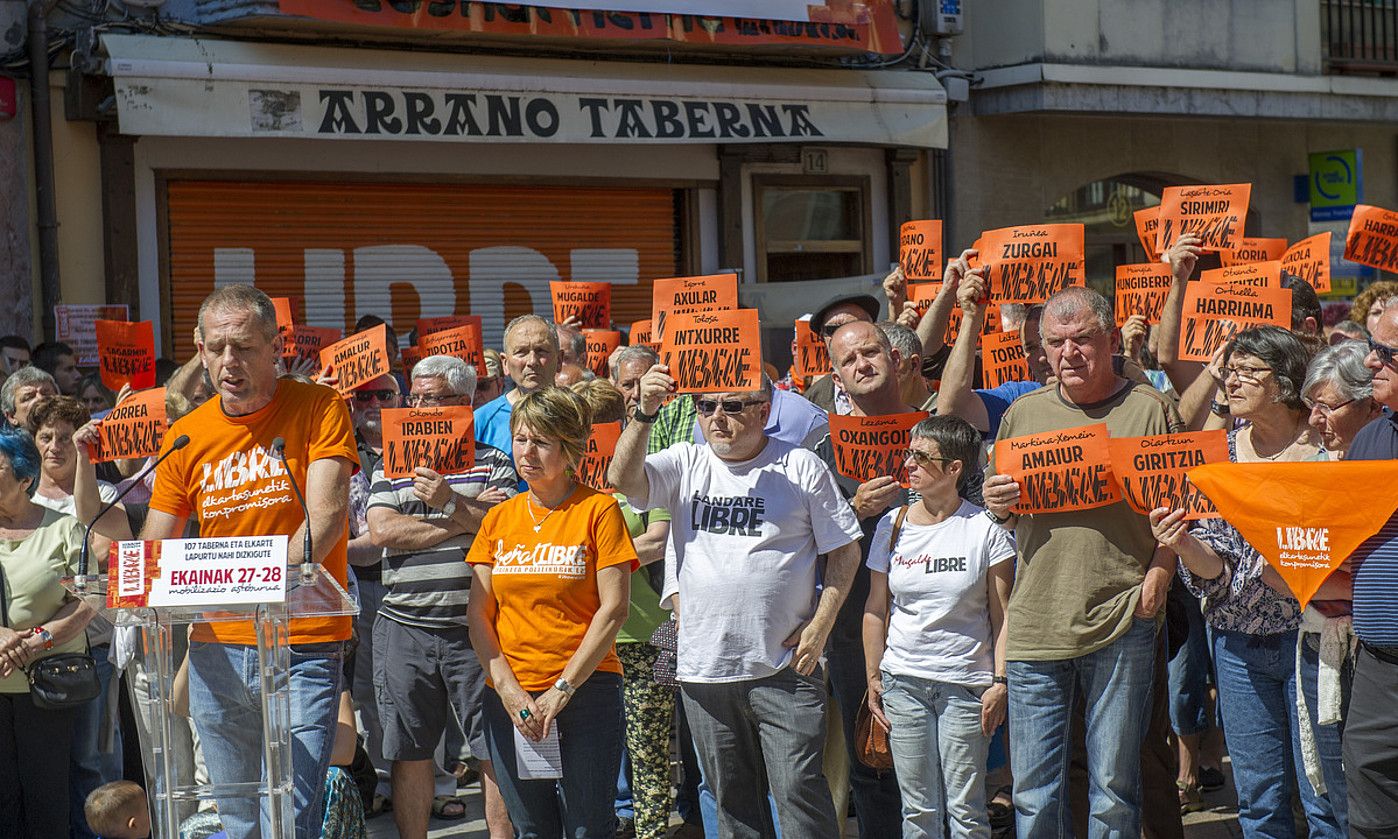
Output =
[{"x1": 107, "y1": 536, "x2": 289, "y2": 609}]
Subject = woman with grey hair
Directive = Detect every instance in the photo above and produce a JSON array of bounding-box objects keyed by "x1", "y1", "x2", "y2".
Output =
[
  {"x1": 1303, "y1": 341, "x2": 1382, "y2": 460},
  {"x1": 1150, "y1": 326, "x2": 1346, "y2": 837}
]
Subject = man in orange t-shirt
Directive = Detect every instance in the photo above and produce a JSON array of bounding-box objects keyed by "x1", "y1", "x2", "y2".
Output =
[{"x1": 142, "y1": 285, "x2": 358, "y2": 839}]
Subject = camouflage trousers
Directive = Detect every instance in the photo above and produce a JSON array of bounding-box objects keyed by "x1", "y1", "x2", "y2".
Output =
[{"x1": 618, "y1": 642, "x2": 676, "y2": 839}]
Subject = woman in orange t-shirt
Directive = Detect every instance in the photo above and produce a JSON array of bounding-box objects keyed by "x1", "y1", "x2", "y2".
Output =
[{"x1": 467, "y1": 386, "x2": 636, "y2": 837}]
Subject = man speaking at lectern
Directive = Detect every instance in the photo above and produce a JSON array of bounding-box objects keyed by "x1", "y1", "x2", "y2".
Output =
[{"x1": 141, "y1": 285, "x2": 358, "y2": 839}]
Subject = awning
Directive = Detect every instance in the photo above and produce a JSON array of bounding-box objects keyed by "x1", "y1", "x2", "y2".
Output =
[{"x1": 100, "y1": 34, "x2": 947, "y2": 148}]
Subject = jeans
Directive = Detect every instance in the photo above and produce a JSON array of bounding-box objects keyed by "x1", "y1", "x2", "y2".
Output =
[
  {"x1": 826, "y1": 562, "x2": 904, "y2": 837},
  {"x1": 69, "y1": 645, "x2": 123, "y2": 839},
  {"x1": 682, "y1": 667, "x2": 838, "y2": 839},
  {"x1": 484, "y1": 672, "x2": 624, "y2": 838},
  {"x1": 880, "y1": 672, "x2": 991, "y2": 839},
  {"x1": 187, "y1": 640, "x2": 345, "y2": 839},
  {"x1": 1167, "y1": 587, "x2": 1213, "y2": 736},
  {"x1": 1211, "y1": 628, "x2": 1344, "y2": 839},
  {"x1": 1298, "y1": 633, "x2": 1349, "y2": 831},
  {"x1": 1008, "y1": 617, "x2": 1158, "y2": 839}
]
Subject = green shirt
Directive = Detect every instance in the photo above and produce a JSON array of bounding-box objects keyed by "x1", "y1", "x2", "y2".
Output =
[
  {"x1": 989, "y1": 381, "x2": 1183, "y2": 661},
  {"x1": 614, "y1": 493, "x2": 670, "y2": 644},
  {"x1": 647, "y1": 395, "x2": 698, "y2": 455},
  {"x1": 0, "y1": 508, "x2": 86, "y2": 693}
]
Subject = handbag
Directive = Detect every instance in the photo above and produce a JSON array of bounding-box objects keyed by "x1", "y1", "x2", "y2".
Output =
[
  {"x1": 855, "y1": 505, "x2": 911, "y2": 770},
  {"x1": 0, "y1": 555, "x2": 101, "y2": 710}
]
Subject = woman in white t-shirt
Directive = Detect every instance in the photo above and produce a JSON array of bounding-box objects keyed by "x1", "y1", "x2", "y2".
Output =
[{"x1": 862, "y1": 414, "x2": 1015, "y2": 839}]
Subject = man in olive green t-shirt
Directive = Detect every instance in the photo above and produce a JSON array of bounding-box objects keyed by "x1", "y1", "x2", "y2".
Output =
[{"x1": 983, "y1": 287, "x2": 1182, "y2": 839}]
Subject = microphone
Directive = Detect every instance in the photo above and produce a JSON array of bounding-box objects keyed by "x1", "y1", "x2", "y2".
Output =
[
  {"x1": 79, "y1": 434, "x2": 191, "y2": 583},
  {"x1": 270, "y1": 437, "x2": 314, "y2": 582}
]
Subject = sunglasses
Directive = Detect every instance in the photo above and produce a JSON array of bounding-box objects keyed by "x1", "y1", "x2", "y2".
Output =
[
  {"x1": 696, "y1": 398, "x2": 765, "y2": 417},
  {"x1": 352, "y1": 389, "x2": 399, "y2": 404},
  {"x1": 1369, "y1": 335, "x2": 1398, "y2": 367},
  {"x1": 904, "y1": 449, "x2": 957, "y2": 469}
]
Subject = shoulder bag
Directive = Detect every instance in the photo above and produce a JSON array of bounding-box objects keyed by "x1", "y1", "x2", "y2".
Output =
[{"x1": 0, "y1": 556, "x2": 100, "y2": 710}]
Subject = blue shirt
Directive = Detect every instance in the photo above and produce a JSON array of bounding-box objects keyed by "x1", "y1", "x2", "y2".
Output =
[
  {"x1": 975, "y1": 380, "x2": 1042, "y2": 437},
  {"x1": 1346, "y1": 409, "x2": 1398, "y2": 646},
  {"x1": 473, "y1": 393, "x2": 525, "y2": 489}
]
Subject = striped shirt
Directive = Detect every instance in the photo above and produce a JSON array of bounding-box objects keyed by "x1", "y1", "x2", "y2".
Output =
[
  {"x1": 1346, "y1": 411, "x2": 1398, "y2": 646},
  {"x1": 367, "y1": 444, "x2": 517, "y2": 629}
]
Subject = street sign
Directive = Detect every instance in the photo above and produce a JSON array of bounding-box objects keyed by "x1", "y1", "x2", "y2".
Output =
[{"x1": 1309, "y1": 149, "x2": 1362, "y2": 222}]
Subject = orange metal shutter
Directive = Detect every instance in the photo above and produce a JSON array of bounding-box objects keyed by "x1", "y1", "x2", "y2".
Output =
[{"x1": 164, "y1": 179, "x2": 680, "y2": 352}]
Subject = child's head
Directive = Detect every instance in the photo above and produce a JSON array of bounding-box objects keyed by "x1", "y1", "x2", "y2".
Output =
[{"x1": 85, "y1": 780, "x2": 150, "y2": 839}]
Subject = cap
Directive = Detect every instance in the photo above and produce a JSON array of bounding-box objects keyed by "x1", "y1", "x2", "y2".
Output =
[{"x1": 810, "y1": 293, "x2": 881, "y2": 335}]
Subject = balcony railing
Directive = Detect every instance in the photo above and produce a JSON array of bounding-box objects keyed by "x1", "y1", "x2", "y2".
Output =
[{"x1": 1324, "y1": 0, "x2": 1398, "y2": 73}]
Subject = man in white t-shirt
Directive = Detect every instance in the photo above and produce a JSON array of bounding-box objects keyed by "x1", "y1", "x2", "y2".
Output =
[{"x1": 610, "y1": 369, "x2": 863, "y2": 839}]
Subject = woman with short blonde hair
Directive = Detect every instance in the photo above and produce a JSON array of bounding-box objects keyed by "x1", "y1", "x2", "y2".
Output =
[{"x1": 467, "y1": 387, "x2": 637, "y2": 837}]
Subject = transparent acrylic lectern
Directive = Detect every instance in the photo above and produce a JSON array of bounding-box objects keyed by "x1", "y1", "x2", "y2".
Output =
[{"x1": 64, "y1": 561, "x2": 357, "y2": 839}]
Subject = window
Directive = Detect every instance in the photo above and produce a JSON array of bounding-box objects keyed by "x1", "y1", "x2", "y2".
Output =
[{"x1": 754, "y1": 175, "x2": 871, "y2": 282}]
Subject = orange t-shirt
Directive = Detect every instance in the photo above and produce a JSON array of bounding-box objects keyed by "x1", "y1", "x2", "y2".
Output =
[
  {"x1": 466, "y1": 485, "x2": 638, "y2": 692},
  {"x1": 148, "y1": 379, "x2": 359, "y2": 645}
]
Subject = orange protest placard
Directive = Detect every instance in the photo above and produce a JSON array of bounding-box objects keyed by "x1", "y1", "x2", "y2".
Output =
[
  {"x1": 281, "y1": 324, "x2": 342, "y2": 363},
  {"x1": 978, "y1": 224, "x2": 1085, "y2": 304},
  {"x1": 899, "y1": 220, "x2": 943, "y2": 283},
  {"x1": 630, "y1": 319, "x2": 657, "y2": 350},
  {"x1": 651, "y1": 273, "x2": 739, "y2": 340},
  {"x1": 90, "y1": 388, "x2": 167, "y2": 463},
  {"x1": 1114, "y1": 263, "x2": 1173, "y2": 326},
  {"x1": 1134, "y1": 207, "x2": 1162, "y2": 262},
  {"x1": 416, "y1": 315, "x2": 482, "y2": 338},
  {"x1": 1188, "y1": 461, "x2": 1398, "y2": 608},
  {"x1": 400, "y1": 344, "x2": 423, "y2": 372},
  {"x1": 981, "y1": 330, "x2": 1030, "y2": 389},
  {"x1": 659, "y1": 309, "x2": 761, "y2": 394},
  {"x1": 379, "y1": 405, "x2": 476, "y2": 479},
  {"x1": 945, "y1": 301, "x2": 1001, "y2": 347},
  {"x1": 994, "y1": 423, "x2": 1120, "y2": 514},
  {"x1": 420, "y1": 323, "x2": 486, "y2": 372},
  {"x1": 1281, "y1": 232, "x2": 1331, "y2": 294},
  {"x1": 1107, "y1": 431, "x2": 1229, "y2": 520},
  {"x1": 95, "y1": 320, "x2": 157, "y2": 391},
  {"x1": 1178, "y1": 282, "x2": 1292, "y2": 362},
  {"x1": 828, "y1": 411, "x2": 928, "y2": 487},
  {"x1": 1157, "y1": 184, "x2": 1251, "y2": 252},
  {"x1": 320, "y1": 324, "x2": 391, "y2": 394},
  {"x1": 1200, "y1": 261, "x2": 1282, "y2": 289},
  {"x1": 577, "y1": 421, "x2": 622, "y2": 493},
  {"x1": 1220, "y1": 238, "x2": 1287, "y2": 267},
  {"x1": 551, "y1": 281, "x2": 612, "y2": 329},
  {"x1": 1344, "y1": 204, "x2": 1398, "y2": 273},
  {"x1": 271, "y1": 297, "x2": 295, "y2": 332},
  {"x1": 584, "y1": 329, "x2": 622, "y2": 378},
  {"x1": 792, "y1": 317, "x2": 830, "y2": 391}
]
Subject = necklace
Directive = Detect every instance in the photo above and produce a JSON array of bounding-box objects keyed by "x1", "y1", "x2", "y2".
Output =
[
  {"x1": 526, "y1": 493, "x2": 559, "y2": 533},
  {"x1": 1251, "y1": 416, "x2": 1312, "y2": 462}
]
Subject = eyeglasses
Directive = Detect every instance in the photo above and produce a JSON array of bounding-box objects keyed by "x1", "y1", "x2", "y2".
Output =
[
  {"x1": 408, "y1": 393, "x2": 457, "y2": 406},
  {"x1": 904, "y1": 449, "x2": 956, "y2": 469},
  {"x1": 1220, "y1": 364, "x2": 1273, "y2": 384},
  {"x1": 1304, "y1": 397, "x2": 1357, "y2": 417},
  {"x1": 353, "y1": 389, "x2": 399, "y2": 404},
  {"x1": 696, "y1": 398, "x2": 765, "y2": 417},
  {"x1": 1368, "y1": 336, "x2": 1398, "y2": 367}
]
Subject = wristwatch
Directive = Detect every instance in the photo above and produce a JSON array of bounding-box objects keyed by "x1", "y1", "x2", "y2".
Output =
[
  {"x1": 441, "y1": 496, "x2": 458, "y2": 518},
  {"x1": 553, "y1": 677, "x2": 576, "y2": 697},
  {"x1": 984, "y1": 509, "x2": 1014, "y2": 526},
  {"x1": 992, "y1": 675, "x2": 1008, "y2": 685},
  {"x1": 632, "y1": 405, "x2": 659, "y2": 424}
]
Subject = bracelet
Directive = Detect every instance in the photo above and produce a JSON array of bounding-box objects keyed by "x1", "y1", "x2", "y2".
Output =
[{"x1": 31, "y1": 626, "x2": 53, "y2": 650}]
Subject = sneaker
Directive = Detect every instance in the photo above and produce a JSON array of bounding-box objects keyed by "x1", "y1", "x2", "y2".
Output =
[
  {"x1": 1178, "y1": 780, "x2": 1205, "y2": 815},
  {"x1": 1198, "y1": 766, "x2": 1226, "y2": 792}
]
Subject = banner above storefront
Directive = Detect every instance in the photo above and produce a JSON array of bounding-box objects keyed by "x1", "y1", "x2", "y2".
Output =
[
  {"x1": 273, "y1": 0, "x2": 902, "y2": 54},
  {"x1": 102, "y1": 35, "x2": 947, "y2": 148}
]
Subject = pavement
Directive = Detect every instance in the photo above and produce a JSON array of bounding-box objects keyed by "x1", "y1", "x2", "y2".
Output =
[{"x1": 366, "y1": 759, "x2": 1246, "y2": 838}]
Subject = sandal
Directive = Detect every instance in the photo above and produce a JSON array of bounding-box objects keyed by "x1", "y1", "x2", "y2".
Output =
[
  {"x1": 432, "y1": 795, "x2": 467, "y2": 820},
  {"x1": 1178, "y1": 780, "x2": 1205, "y2": 815}
]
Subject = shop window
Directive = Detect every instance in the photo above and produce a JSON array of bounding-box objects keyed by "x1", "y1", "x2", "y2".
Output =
[
  {"x1": 754, "y1": 175, "x2": 871, "y2": 282},
  {"x1": 1045, "y1": 176, "x2": 1163, "y2": 298}
]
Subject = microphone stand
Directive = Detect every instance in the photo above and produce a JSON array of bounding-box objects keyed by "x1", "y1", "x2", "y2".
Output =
[{"x1": 270, "y1": 437, "x2": 316, "y2": 586}]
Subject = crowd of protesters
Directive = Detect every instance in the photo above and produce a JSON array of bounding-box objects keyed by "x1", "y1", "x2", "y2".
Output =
[{"x1": 0, "y1": 239, "x2": 1394, "y2": 839}]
